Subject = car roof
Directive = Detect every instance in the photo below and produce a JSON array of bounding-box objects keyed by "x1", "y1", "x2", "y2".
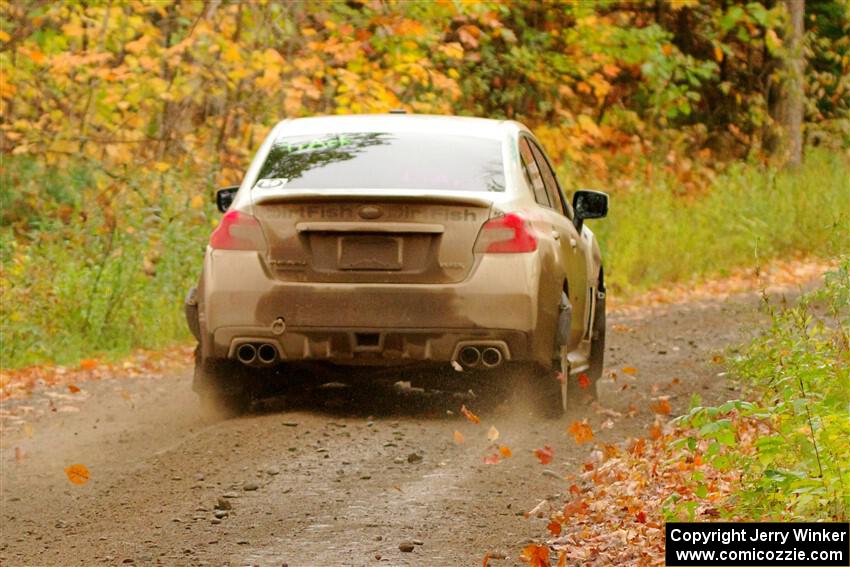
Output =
[{"x1": 271, "y1": 114, "x2": 525, "y2": 140}]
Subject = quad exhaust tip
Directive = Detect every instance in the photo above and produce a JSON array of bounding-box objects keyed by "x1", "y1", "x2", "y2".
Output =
[
  {"x1": 257, "y1": 343, "x2": 278, "y2": 365},
  {"x1": 236, "y1": 343, "x2": 257, "y2": 365},
  {"x1": 456, "y1": 344, "x2": 506, "y2": 369},
  {"x1": 236, "y1": 342, "x2": 279, "y2": 366},
  {"x1": 481, "y1": 347, "x2": 503, "y2": 368},
  {"x1": 459, "y1": 346, "x2": 481, "y2": 368}
]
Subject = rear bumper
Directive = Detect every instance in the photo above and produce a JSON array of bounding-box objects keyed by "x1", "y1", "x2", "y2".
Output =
[{"x1": 197, "y1": 249, "x2": 552, "y2": 365}]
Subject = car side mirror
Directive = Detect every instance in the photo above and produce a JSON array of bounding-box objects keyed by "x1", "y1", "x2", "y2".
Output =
[
  {"x1": 215, "y1": 186, "x2": 239, "y2": 213},
  {"x1": 572, "y1": 189, "x2": 608, "y2": 230}
]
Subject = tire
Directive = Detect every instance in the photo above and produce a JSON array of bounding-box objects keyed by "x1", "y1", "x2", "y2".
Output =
[
  {"x1": 193, "y1": 346, "x2": 252, "y2": 418},
  {"x1": 583, "y1": 278, "x2": 606, "y2": 401}
]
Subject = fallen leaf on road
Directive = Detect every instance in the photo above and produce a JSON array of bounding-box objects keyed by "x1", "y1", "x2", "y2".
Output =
[
  {"x1": 521, "y1": 543, "x2": 550, "y2": 567},
  {"x1": 534, "y1": 445, "x2": 554, "y2": 465},
  {"x1": 461, "y1": 404, "x2": 480, "y2": 424},
  {"x1": 487, "y1": 425, "x2": 499, "y2": 442},
  {"x1": 64, "y1": 463, "x2": 90, "y2": 485},
  {"x1": 577, "y1": 373, "x2": 590, "y2": 389},
  {"x1": 622, "y1": 366, "x2": 637, "y2": 375},
  {"x1": 651, "y1": 398, "x2": 672, "y2": 415},
  {"x1": 568, "y1": 420, "x2": 594, "y2": 444},
  {"x1": 649, "y1": 422, "x2": 663, "y2": 439},
  {"x1": 483, "y1": 453, "x2": 501, "y2": 465},
  {"x1": 547, "y1": 520, "x2": 562, "y2": 536},
  {"x1": 79, "y1": 359, "x2": 98, "y2": 371},
  {"x1": 499, "y1": 445, "x2": 513, "y2": 458},
  {"x1": 67, "y1": 384, "x2": 80, "y2": 394},
  {"x1": 453, "y1": 430, "x2": 465, "y2": 445}
]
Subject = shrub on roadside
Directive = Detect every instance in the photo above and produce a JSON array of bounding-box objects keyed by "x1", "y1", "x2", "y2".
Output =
[{"x1": 674, "y1": 258, "x2": 850, "y2": 521}]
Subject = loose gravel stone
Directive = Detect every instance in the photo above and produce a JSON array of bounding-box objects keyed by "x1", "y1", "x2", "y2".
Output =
[
  {"x1": 242, "y1": 482, "x2": 259, "y2": 491},
  {"x1": 399, "y1": 542, "x2": 415, "y2": 552}
]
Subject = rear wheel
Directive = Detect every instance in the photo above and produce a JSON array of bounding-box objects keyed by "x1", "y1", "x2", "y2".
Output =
[
  {"x1": 193, "y1": 346, "x2": 252, "y2": 418},
  {"x1": 582, "y1": 277, "x2": 606, "y2": 401}
]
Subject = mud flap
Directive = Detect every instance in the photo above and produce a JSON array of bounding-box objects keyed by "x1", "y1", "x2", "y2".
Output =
[
  {"x1": 556, "y1": 292, "x2": 572, "y2": 411},
  {"x1": 185, "y1": 287, "x2": 200, "y2": 341},
  {"x1": 559, "y1": 347, "x2": 569, "y2": 412}
]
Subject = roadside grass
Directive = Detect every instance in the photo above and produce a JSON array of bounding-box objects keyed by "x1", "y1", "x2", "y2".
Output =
[
  {"x1": 1, "y1": 148, "x2": 848, "y2": 370},
  {"x1": 1, "y1": 158, "x2": 212, "y2": 369},
  {"x1": 580, "y1": 148, "x2": 850, "y2": 295}
]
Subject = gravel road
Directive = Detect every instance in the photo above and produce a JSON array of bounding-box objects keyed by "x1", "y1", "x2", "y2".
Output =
[{"x1": 1, "y1": 291, "x2": 775, "y2": 566}]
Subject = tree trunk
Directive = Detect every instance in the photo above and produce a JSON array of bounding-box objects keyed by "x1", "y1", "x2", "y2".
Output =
[{"x1": 775, "y1": 0, "x2": 806, "y2": 167}]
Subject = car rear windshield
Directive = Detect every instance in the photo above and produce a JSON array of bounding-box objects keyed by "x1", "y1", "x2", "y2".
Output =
[{"x1": 255, "y1": 132, "x2": 505, "y2": 192}]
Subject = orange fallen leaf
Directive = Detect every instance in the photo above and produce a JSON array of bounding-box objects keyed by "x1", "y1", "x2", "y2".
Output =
[
  {"x1": 453, "y1": 430, "x2": 465, "y2": 445},
  {"x1": 534, "y1": 445, "x2": 554, "y2": 465},
  {"x1": 483, "y1": 552, "x2": 491, "y2": 567},
  {"x1": 79, "y1": 359, "x2": 98, "y2": 371},
  {"x1": 568, "y1": 420, "x2": 594, "y2": 444},
  {"x1": 622, "y1": 366, "x2": 637, "y2": 375},
  {"x1": 649, "y1": 422, "x2": 663, "y2": 439},
  {"x1": 563, "y1": 497, "x2": 587, "y2": 518},
  {"x1": 631, "y1": 438, "x2": 646, "y2": 456},
  {"x1": 577, "y1": 373, "x2": 590, "y2": 389},
  {"x1": 651, "y1": 398, "x2": 672, "y2": 415},
  {"x1": 636, "y1": 510, "x2": 647, "y2": 523},
  {"x1": 547, "y1": 520, "x2": 562, "y2": 536},
  {"x1": 521, "y1": 544, "x2": 550, "y2": 567},
  {"x1": 460, "y1": 404, "x2": 480, "y2": 424},
  {"x1": 499, "y1": 445, "x2": 512, "y2": 458},
  {"x1": 67, "y1": 384, "x2": 81, "y2": 394},
  {"x1": 64, "y1": 463, "x2": 90, "y2": 485},
  {"x1": 557, "y1": 551, "x2": 567, "y2": 567},
  {"x1": 569, "y1": 483, "x2": 581, "y2": 495}
]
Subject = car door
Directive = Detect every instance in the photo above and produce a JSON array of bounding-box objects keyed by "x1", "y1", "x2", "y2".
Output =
[{"x1": 521, "y1": 136, "x2": 590, "y2": 349}]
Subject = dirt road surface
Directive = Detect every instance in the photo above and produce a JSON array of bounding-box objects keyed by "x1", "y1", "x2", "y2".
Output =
[{"x1": 1, "y1": 290, "x2": 780, "y2": 566}]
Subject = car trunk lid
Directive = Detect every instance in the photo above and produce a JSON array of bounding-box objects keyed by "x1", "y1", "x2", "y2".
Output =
[{"x1": 251, "y1": 190, "x2": 493, "y2": 284}]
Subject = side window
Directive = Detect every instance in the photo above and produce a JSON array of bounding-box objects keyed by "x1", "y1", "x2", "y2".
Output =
[
  {"x1": 518, "y1": 137, "x2": 551, "y2": 207},
  {"x1": 529, "y1": 140, "x2": 572, "y2": 218}
]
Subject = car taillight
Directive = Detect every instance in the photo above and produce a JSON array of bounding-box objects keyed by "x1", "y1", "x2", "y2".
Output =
[
  {"x1": 474, "y1": 213, "x2": 538, "y2": 253},
  {"x1": 209, "y1": 210, "x2": 266, "y2": 250}
]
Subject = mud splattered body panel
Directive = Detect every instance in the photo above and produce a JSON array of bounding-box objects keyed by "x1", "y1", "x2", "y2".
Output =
[{"x1": 190, "y1": 114, "x2": 605, "y2": 375}]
